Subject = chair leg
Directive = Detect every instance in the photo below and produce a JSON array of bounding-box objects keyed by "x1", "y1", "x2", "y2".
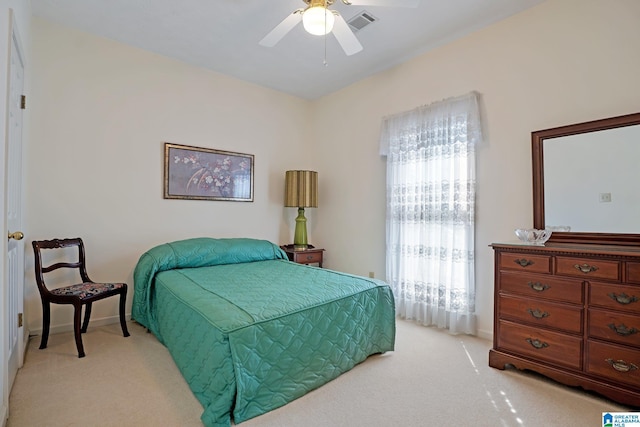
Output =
[
  {"x1": 81, "y1": 302, "x2": 92, "y2": 333},
  {"x1": 119, "y1": 288, "x2": 130, "y2": 338},
  {"x1": 39, "y1": 300, "x2": 51, "y2": 350},
  {"x1": 73, "y1": 304, "x2": 86, "y2": 358}
]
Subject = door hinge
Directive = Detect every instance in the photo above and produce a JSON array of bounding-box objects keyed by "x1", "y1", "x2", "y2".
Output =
[
  {"x1": 20, "y1": 95, "x2": 26, "y2": 109},
  {"x1": 18, "y1": 313, "x2": 23, "y2": 327}
]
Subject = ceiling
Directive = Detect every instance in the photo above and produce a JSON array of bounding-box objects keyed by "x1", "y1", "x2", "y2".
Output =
[{"x1": 31, "y1": 0, "x2": 544, "y2": 100}]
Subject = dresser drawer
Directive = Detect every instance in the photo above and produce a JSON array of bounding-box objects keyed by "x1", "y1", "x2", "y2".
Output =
[
  {"x1": 586, "y1": 340, "x2": 640, "y2": 388},
  {"x1": 499, "y1": 271, "x2": 584, "y2": 304},
  {"x1": 292, "y1": 251, "x2": 322, "y2": 264},
  {"x1": 497, "y1": 320, "x2": 582, "y2": 370},
  {"x1": 499, "y1": 294, "x2": 583, "y2": 334},
  {"x1": 589, "y1": 309, "x2": 640, "y2": 348},
  {"x1": 500, "y1": 253, "x2": 551, "y2": 274},
  {"x1": 556, "y1": 257, "x2": 620, "y2": 281},
  {"x1": 627, "y1": 262, "x2": 640, "y2": 284},
  {"x1": 589, "y1": 282, "x2": 640, "y2": 314}
]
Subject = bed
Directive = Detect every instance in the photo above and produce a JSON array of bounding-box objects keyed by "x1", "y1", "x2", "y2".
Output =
[{"x1": 131, "y1": 238, "x2": 395, "y2": 427}]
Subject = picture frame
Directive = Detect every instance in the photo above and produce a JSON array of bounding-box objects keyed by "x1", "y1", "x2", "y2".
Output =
[{"x1": 164, "y1": 142, "x2": 254, "y2": 202}]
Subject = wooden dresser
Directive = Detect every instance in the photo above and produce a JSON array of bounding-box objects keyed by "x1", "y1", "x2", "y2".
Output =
[{"x1": 490, "y1": 242, "x2": 640, "y2": 407}]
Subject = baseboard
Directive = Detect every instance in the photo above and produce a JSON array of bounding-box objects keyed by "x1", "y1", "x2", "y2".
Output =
[
  {"x1": 1, "y1": 402, "x2": 7, "y2": 427},
  {"x1": 20, "y1": 327, "x2": 29, "y2": 367},
  {"x1": 29, "y1": 314, "x2": 131, "y2": 337},
  {"x1": 477, "y1": 328, "x2": 493, "y2": 341}
]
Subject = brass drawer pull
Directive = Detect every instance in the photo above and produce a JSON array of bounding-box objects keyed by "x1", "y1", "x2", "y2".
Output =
[
  {"x1": 528, "y1": 281, "x2": 550, "y2": 292},
  {"x1": 608, "y1": 292, "x2": 639, "y2": 305},
  {"x1": 306, "y1": 255, "x2": 314, "y2": 260},
  {"x1": 608, "y1": 323, "x2": 638, "y2": 337},
  {"x1": 527, "y1": 308, "x2": 550, "y2": 319},
  {"x1": 514, "y1": 259, "x2": 534, "y2": 268},
  {"x1": 574, "y1": 263, "x2": 599, "y2": 274},
  {"x1": 525, "y1": 338, "x2": 549, "y2": 349},
  {"x1": 605, "y1": 358, "x2": 638, "y2": 373}
]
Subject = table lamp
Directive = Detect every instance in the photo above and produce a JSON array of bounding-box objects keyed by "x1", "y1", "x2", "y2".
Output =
[{"x1": 285, "y1": 170, "x2": 318, "y2": 249}]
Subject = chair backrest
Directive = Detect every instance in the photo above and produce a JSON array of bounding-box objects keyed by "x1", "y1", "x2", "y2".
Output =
[{"x1": 32, "y1": 238, "x2": 92, "y2": 296}]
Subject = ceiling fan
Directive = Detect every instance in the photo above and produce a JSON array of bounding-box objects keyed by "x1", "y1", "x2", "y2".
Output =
[{"x1": 259, "y1": 0, "x2": 419, "y2": 56}]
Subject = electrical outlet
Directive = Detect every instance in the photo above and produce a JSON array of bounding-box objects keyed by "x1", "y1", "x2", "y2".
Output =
[
  {"x1": 599, "y1": 193, "x2": 612, "y2": 203},
  {"x1": 368, "y1": 272, "x2": 375, "y2": 278}
]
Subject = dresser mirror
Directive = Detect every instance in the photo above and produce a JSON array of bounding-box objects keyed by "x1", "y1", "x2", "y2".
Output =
[{"x1": 532, "y1": 112, "x2": 640, "y2": 245}]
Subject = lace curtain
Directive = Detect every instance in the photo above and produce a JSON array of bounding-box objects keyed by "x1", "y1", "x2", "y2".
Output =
[{"x1": 379, "y1": 92, "x2": 482, "y2": 335}]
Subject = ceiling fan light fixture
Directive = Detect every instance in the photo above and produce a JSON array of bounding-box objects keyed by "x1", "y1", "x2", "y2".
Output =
[{"x1": 302, "y1": 6, "x2": 335, "y2": 36}]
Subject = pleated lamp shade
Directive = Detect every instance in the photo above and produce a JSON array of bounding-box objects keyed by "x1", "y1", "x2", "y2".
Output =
[{"x1": 285, "y1": 170, "x2": 318, "y2": 208}]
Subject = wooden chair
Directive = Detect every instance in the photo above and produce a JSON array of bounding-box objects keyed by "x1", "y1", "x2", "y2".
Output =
[{"x1": 32, "y1": 238, "x2": 130, "y2": 358}]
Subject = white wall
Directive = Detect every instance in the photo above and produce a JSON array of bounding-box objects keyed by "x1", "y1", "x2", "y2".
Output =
[
  {"x1": 25, "y1": 18, "x2": 313, "y2": 333},
  {"x1": 24, "y1": 0, "x2": 640, "y2": 341},
  {"x1": 311, "y1": 0, "x2": 640, "y2": 338}
]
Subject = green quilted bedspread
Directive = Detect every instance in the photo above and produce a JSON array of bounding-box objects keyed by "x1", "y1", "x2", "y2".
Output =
[{"x1": 132, "y1": 238, "x2": 396, "y2": 427}]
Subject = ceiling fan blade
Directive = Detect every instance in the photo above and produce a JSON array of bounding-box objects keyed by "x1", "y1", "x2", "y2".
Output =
[
  {"x1": 342, "y1": 0, "x2": 419, "y2": 7},
  {"x1": 332, "y1": 14, "x2": 363, "y2": 56},
  {"x1": 259, "y1": 11, "x2": 302, "y2": 47}
]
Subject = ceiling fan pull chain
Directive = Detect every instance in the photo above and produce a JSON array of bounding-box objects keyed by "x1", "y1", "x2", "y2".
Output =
[
  {"x1": 324, "y1": 32, "x2": 328, "y2": 66},
  {"x1": 324, "y1": 1, "x2": 329, "y2": 66}
]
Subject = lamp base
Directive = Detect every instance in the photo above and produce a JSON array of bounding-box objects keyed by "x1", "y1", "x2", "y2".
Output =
[{"x1": 293, "y1": 207, "x2": 308, "y2": 248}]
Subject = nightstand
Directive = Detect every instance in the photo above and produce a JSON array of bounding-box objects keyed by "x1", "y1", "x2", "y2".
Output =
[{"x1": 280, "y1": 245, "x2": 324, "y2": 268}]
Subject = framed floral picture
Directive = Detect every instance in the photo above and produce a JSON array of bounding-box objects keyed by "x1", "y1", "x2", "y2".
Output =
[{"x1": 164, "y1": 142, "x2": 254, "y2": 202}]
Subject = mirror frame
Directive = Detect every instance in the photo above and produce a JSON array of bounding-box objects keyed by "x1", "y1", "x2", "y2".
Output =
[{"x1": 532, "y1": 111, "x2": 640, "y2": 245}]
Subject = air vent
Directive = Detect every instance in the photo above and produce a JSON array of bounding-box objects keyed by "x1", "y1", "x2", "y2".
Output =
[{"x1": 347, "y1": 11, "x2": 377, "y2": 32}]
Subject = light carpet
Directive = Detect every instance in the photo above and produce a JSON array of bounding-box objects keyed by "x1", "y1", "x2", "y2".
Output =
[{"x1": 7, "y1": 319, "x2": 632, "y2": 426}]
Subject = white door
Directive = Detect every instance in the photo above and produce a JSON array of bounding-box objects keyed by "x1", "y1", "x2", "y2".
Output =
[{"x1": 5, "y1": 10, "x2": 25, "y2": 391}]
